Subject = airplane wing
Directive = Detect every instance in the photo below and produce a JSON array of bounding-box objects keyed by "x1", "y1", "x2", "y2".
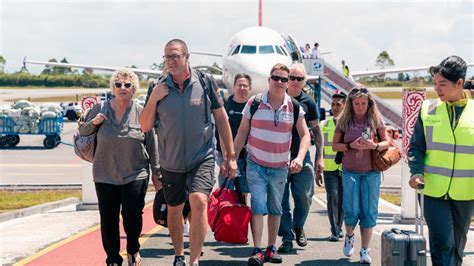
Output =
[
  {"x1": 25, "y1": 59, "x2": 163, "y2": 76},
  {"x1": 25, "y1": 59, "x2": 225, "y2": 86},
  {"x1": 351, "y1": 63, "x2": 474, "y2": 78}
]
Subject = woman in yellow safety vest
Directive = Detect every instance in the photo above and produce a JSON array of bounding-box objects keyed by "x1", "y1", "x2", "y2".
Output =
[{"x1": 408, "y1": 55, "x2": 474, "y2": 266}]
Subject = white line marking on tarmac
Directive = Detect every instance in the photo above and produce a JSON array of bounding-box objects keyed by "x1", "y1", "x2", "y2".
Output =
[{"x1": 0, "y1": 163, "x2": 81, "y2": 168}]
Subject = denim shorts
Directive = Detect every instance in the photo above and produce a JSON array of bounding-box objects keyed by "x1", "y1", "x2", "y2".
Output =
[
  {"x1": 342, "y1": 169, "x2": 381, "y2": 229},
  {"x1": 246, "y1": 158, "x2": 288, "y2": 215},
  {"x1": 216, "y1": 152, "x2": 249, "y2": 193}
]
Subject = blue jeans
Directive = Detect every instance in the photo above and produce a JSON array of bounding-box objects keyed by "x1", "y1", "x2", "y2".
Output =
[
  {"x1": 246, "y1": 158, "x2": 288, "y2": 215},
  {"x1": 216, "y1": 152, "x2": 249, "y2": 193},
  {"x1": 278, "y1": 152, "x2": 314, "y2": 241},
  {"x1": 342, "y1": 170, "x2": 381, "y2": 229},
  {"x1": 324, "y1": 169, "x2": 344, "y2": 236}
]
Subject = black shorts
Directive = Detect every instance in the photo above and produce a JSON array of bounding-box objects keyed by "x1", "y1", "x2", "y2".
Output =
[{"x1": 160, "y1": 157, "x2": 215, "y2": 206}]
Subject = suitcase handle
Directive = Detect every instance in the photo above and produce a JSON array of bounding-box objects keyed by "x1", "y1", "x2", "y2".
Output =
[{"x1": 415, "y1": 183, "x2": 424, "y2": 236}]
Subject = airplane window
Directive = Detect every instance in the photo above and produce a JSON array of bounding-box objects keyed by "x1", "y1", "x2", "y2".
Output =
[
  {"x1": 274, "y1": 46, "x2": 284, "y2": 55},
  {"x1": 259, "y1": 45, "x2": 274, "y2": 54},
  {"x1": 241, "y1": 45, "x2": 256, "y2": 54},
  {"x1": 280, "y1": 46, "x2": 288, "y2": 56},
  {"x1": 231, "y1": 45, "x2": 241, "y2": 56},
  {"x1": 227, "y1": 46, "x2": 236, "y2": 56}
]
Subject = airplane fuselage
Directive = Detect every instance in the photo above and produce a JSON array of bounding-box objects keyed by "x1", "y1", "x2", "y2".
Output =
[{"x1": 221, "y1": 26, "x2": 294, "y2": 95}]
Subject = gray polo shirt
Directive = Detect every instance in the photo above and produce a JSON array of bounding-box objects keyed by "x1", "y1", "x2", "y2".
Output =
[
  {"x1": 79, "y1": 101, "x2": 159, "y2": 185},
  {"x1": 149, "y1": 69, "x2": 223, "y2": 173}
]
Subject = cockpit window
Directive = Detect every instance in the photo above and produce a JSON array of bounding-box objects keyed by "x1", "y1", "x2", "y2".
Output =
[
  {"x1": 274, "y1": 45, "x2": 284, "y2": 55},
  {"x1": 241, "y1": 45, "x2": 257, "y2": 54},
  {"x1": 231, "y1": 45, "x2": 241, "y2": 56},
  {"x1": 259, "y1": 45, "x2": 274, "y2": 54},
  {"x1": 227, "y1": 46, "x2": 235, "y2": 56}
]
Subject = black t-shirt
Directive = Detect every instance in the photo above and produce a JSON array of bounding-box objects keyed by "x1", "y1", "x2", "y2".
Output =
[
  {"x1": 290, "y1": 91, "x2": 319, "y2": 159},
  {"x1": 215, "y1": 95, "x2": 247, "y2": 159}
]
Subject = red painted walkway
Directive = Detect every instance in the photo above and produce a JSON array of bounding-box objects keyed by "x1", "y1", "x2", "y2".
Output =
[{"x1": 17, "y1": 203, "x2": 161, "y2": 266}]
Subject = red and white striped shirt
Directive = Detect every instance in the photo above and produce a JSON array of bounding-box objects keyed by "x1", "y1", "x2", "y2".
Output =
[{"x1": 243, "y1": 92, "x2": 305, "y2": 168}]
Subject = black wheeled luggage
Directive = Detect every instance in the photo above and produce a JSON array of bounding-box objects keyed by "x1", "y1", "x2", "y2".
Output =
[{"x1": 381, "y1": 185, "x2": 427, "y2": 266}]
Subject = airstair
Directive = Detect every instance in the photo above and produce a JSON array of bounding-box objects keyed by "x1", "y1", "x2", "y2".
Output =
[{"x1": 307, "y1": 60, "x2": 402, "y2": 128}]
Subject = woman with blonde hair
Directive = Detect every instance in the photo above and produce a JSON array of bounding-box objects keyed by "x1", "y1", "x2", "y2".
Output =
[
  {"x1": 79, "y1": 69, "x2": 160, "y2": 266},
  {"x1": 332, "y1": 87, "x2": 389, "y2": 264}
]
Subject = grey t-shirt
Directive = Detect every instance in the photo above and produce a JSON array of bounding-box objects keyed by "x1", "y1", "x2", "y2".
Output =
[
  {"x1": 79, "y1": 101, "x2": 159, "y2": 185},
  {"x1": 146, "y1": 69, "x2": 223, "y2": 173}
]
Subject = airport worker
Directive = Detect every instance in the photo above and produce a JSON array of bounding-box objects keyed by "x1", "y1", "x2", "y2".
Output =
[
  {"x1": 332, "y1": 86, "x2": 389, "y2": 264},
  {"x1": 139, "y1": 39, "x2": 237, "y2": 266},
  {"x1": 408, "y1": 55, "x2": 474, "y2": 266},
  {"x1": 316, "y1": 92, "x2": 347, "y2": 242},
  {"x1": 215, "y1": 73, "x2": 252, "y2": 194},
  {"x1": 277, "y1": 63, "x2": 322, "y2": 253},
  {"x1": 233, "y1": 63, "x2": 311, "y2": 266},
  {"x1": 79, "y1": 69, "x2": 160, "y2": 266},
  {"x1": 341, "y1": 60, "x2": 350, "y2": 77}
]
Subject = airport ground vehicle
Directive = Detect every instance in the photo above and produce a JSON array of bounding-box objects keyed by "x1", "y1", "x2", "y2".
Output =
[
  {"x1": 0, "y1": 115, "x2": 64, "y2": 149},
  {"x1": 61, "y1": 102, "x2": 82, "y2": 121}
]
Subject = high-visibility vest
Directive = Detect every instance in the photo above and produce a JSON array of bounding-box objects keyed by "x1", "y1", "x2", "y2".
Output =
[
  {"x1": 420, "y1": 99, "x2": 474, "y2": 200},
  {"x1": 321, "y1": 119, "x2": 341, "y2": 171}
]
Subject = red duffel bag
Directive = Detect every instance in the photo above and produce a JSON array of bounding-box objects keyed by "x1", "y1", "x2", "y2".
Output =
[{"x1": 208, "y1": 178, "x2": 252, "y2": 244}]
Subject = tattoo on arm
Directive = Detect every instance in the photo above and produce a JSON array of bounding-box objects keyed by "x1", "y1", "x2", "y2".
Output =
[{"x1": 310, "y1": 120, "x2": 323, "y2": 158}]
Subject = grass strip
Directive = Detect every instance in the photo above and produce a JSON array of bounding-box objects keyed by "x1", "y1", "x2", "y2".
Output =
[{"x1": 0, "y1": 190, "x2": 81, "y2": 213}]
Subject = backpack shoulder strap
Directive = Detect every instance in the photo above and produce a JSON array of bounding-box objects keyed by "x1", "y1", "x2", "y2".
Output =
[
  {"x1": 249, "y1": 93, "x2": 263, "y2": 121},
  {"x1": 290, "y1": 97, "x2": 300, "y2": 126},
  {"x1": 194, "y1": 69, "x2": 213, "y2": 123}
]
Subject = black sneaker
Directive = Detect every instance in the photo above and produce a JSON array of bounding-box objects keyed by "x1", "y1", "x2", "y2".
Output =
[
  {"x1": 248, "y1": 248, "x2": 264, "y2": 266},
  {"x1": 173, "y1": 255, "x2": 186, "y2": 266},
  {"x1": 277, "y1": 241, "x2": 293, "y2": 253},
  {"x1": 328, "y1": 234, "x2": 339, "y2": 242},
  {"x1": 264, "y1": 245, "x2": 282, "y2": 263},
  {"x1": 293, "y1": 228, "x2": 307, "y2": 247}
]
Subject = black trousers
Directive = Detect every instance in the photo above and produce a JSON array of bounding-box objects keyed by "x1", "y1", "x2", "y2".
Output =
[
  {"x1": 423, "y1": 195, "x2": 474, "y2": 266},
  {"x1": 95, "y1": 179, "x2": 148, "y2": 265}
]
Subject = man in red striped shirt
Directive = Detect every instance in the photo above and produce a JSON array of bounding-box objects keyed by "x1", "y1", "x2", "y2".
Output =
[{"x1": 234, "y1": 63, "x2": 311, "y2": 266}]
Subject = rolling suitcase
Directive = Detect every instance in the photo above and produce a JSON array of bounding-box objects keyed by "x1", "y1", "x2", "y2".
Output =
[{"x1": 381, "y1": 184, "x2": 427, "y2": 266}]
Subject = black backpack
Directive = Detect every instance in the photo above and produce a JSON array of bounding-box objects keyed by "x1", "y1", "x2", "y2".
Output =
[{"x1": 249, "y1": 93, "x2": 300, "y2": 130}]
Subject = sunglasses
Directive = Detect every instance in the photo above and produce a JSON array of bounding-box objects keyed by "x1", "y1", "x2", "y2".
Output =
[
  {"x1": 289, "y1": 76, "x2": 305, "y2": 81},
  {"x1": 114, "y1": 82, "x2": 133, "y2": 89},
  {"x1": 349, "y1": 88, "x2": 369, "y2": 95},
  {"x1": 163, "y1": 54, "x2": 184, "y2": 61},
  {"x1": 270, "y1": 75, "x2": 289, "y2": 83}
]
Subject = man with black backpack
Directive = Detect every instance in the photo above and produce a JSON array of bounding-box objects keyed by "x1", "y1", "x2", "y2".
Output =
[
  {"x1": 140, "y1": 39, "x2": 237, "y2": 266},
  {"x1": 234, "y1": 63, "x2": 311, "y2": 266}
]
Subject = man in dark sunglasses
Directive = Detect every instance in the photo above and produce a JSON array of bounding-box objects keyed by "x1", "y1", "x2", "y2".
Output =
[
  {"x1": 233, "y1": 63, "x2": 311, "y2": 265},
  {"x1": 278, "y1": 63, "x2": 322, "y2": 253},
  {"x1": 140, "y1": 39, "x2": 237, "y2": 266}
]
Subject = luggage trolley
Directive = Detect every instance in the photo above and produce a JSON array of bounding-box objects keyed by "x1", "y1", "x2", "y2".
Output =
[{"x1": 0, "y1": 114, "x2": 64, "y2": 149}]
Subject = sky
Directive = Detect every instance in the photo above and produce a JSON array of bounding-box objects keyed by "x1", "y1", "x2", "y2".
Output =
[{"x1": 1, "y1": 0, "x2": 473, "y2": 77}]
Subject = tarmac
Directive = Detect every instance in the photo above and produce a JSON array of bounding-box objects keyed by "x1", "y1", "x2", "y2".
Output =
[{"x1": 1, "y1": 188, "x2": 473, "y2": 266}]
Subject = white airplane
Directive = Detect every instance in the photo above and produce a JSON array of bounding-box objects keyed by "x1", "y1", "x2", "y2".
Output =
[
  {"x1": 25, "y1": 0, "x2": 473, "y2": 97},
  {"x1": 28, "y1": 23, "x2": 471, "y2": 96}
]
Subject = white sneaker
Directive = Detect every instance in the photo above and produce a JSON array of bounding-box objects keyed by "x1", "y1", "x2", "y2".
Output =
[
  {"x1": 183, "y1": 222, "x2": 190, "y2": 237},
  {"x1": 359, "y1": 248, "x2": 372, "y2": 264},
  {"x1": 343, "y1": 234, "x2": 355, "y2": 257}
]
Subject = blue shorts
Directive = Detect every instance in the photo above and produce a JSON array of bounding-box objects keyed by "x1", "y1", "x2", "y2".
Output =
[
  {"x1": 342, "y1": 170, "x2": 381, "y2": 229},
  {"x1": 246, "y1": 158, "x2": 288, "y2": 215}
]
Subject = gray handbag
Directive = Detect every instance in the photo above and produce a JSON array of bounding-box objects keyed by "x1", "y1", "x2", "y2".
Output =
[{"x1": 73, "y1": 102, "x2": 108, "y2": 163}]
